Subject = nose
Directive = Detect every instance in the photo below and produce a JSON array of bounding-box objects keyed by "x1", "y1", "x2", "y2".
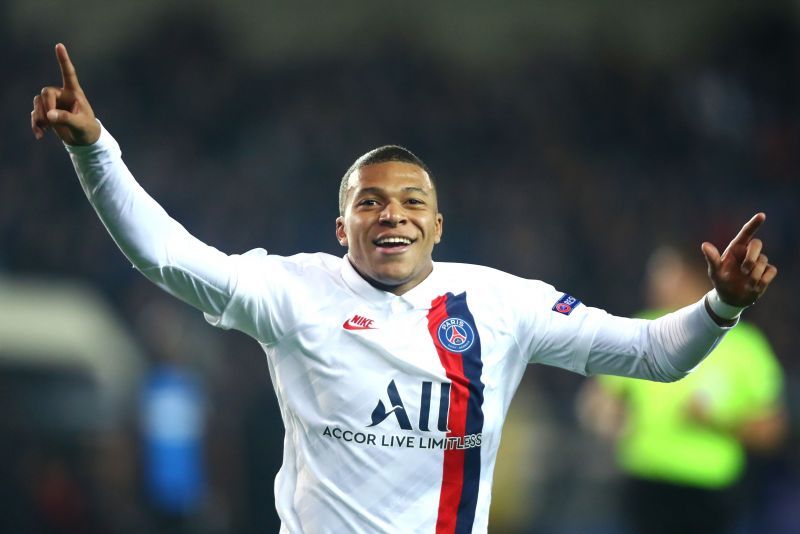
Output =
[{"x1": 379, "y1": 201, "x2": 406, "y2": 226}]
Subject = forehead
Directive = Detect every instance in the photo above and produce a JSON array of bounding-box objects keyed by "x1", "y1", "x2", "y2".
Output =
[{"x1": 346, "y1": 161, "x2": 434, "y2": 196}]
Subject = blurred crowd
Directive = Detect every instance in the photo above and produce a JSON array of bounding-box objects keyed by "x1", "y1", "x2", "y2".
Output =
[{"x1": 2, "y1": 6, "x2": 798, "y2": 533}]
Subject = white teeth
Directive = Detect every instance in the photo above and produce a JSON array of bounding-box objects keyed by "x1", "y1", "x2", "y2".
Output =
[{"x1": 376, "y1": 237, "x2": 412, "y2": 246}]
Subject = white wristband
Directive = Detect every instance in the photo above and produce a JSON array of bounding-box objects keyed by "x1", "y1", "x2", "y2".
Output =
[{"x1": 706, "y1": 289, "x2": 747, "y2": 320}]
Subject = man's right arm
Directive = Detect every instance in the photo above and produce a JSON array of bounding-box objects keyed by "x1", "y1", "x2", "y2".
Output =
[
  {"x1": 33, "y1": 43, "x2": 237, "y2": 316},
  {"x1": 66, "y1": 124, "x2": 237, "y2": 316}
]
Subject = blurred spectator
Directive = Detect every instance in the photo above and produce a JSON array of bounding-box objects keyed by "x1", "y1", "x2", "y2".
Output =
[{"x1": 579, "y1": 245, "x2": 787, "y2": 533}]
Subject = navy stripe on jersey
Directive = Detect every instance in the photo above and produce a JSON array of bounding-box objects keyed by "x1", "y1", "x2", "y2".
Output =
[
  {"x1": 427, "y1": 292, "x2": 485, "y2": 534},
  {"x1": 445, "y1": 292, "x2": 485, "y2": 533}
]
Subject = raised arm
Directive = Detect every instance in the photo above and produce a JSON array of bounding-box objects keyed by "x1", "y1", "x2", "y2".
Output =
[
  {"x1": 585, "y1": 214, "x2": 778, "y2": 381},
  {"x1": 32, "y1": 44, "x2": 238, "y2": 316}
]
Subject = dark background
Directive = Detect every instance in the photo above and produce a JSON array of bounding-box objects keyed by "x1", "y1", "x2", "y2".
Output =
[{"x1": 2, "y1": 1, "x2": 798, "y2": 532}]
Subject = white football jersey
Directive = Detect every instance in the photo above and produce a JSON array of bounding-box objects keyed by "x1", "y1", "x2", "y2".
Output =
[
  {"x1": 202, "y1": 250, "x2": 601, "y2": 533},
  {"x1": 66, "y1": 125, "x2": 729, "y2": 534}
]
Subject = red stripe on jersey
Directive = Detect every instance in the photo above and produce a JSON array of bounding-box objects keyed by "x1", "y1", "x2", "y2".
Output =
[{"x1": 428, "y1": 294, "x2": 469, "y2": 534}]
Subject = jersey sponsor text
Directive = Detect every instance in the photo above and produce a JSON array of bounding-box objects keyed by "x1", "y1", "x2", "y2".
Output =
[{"x1": 322, "y1": 426, "x2": 482, "y2": 450}]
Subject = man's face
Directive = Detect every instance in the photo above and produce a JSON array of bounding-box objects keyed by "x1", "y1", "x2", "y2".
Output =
[{"x1": 336, "y1": 161, "x2": 443, "y2": 295}]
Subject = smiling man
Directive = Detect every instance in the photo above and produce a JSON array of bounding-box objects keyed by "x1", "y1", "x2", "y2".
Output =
[
  {"x1": 32, "y1": 44, "x2": 778, "y2": 534},
  {"x1": 336, "y1": 149, "x2": 443, "y2": 294}
]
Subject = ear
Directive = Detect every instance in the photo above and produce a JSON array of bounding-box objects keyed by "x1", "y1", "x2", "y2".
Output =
[
  {"x1": 335, "y1": 216, "x2": 348, "y2": 247},
  {"x1": 434, "y1": 213, "x2": 444, "y2": 244}
]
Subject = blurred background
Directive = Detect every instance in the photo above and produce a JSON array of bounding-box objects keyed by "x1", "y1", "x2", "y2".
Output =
[{"x1": 2, "y1": 0, "x2": 798, "y2": 532}]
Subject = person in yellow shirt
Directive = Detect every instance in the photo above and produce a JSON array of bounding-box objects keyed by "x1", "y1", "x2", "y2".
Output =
[{"x1": 580, "y1": 245, "x2": 787, "y2": 534}]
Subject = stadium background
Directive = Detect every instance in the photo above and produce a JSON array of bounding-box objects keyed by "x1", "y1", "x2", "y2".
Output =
[{"x1": 2, "y1": 0, "x2": 798, "y2": 531}]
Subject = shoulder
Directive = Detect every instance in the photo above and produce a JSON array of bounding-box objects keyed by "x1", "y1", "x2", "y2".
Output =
[
  {"x1": 238, "y1": 249, "x2": 341, "y2": 270},
  {"x1": 234, "y1": 250, "x2": 343, "y2": 287},
  {"x1": 431, "y1": 262, "x2": 567, "y2": 321},
  {"x1": 279, "y1": 251, "x2": 342, "y2": 274},
  {"x1": 434, "y1": 261, "x2": 557, "y2": 296}
]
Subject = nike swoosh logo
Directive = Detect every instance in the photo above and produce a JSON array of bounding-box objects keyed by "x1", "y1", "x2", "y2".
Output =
[{"x1": 342, "y1": 320, "x2": 377, "y2": 331}]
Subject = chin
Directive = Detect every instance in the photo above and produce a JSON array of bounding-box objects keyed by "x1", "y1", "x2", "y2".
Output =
[{"x1": 373, "y1": 270, "x2": 413, "y2": 287}]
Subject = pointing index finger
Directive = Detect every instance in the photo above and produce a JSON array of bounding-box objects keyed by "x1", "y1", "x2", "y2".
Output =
[
  {"x1": 728, "y1": 212, "x2": 766, "y2": 249},
  {"x1": 55, "y1": 43, "x2": 81, "y2": 91}
]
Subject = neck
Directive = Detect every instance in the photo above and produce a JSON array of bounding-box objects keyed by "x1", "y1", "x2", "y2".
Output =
[{"x1": 347, "y1": 257, "x2": 433, "y2": 296}]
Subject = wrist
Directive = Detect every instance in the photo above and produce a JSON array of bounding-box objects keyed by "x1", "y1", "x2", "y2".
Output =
[
  {"x1": 64, "y1": 120, "x2": 110, "y2": 155},
  {"x1": 704, "y1": 289, "x2": 745, "y2": 326}
]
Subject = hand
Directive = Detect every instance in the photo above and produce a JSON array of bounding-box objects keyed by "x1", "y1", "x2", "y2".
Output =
[
  {"x1": 31, "y1": 43, "x2": 100, "y2": 146},
  {"x1": 701, "y1": 213, "x2": 778, "y2": 307}
]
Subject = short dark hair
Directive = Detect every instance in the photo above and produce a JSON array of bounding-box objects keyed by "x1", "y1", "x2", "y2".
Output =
[{"x1": 338, "y1": 145, "x2": 435, "y2": 215}]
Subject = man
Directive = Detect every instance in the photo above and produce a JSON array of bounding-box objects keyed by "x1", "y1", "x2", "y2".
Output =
[
  {"x1": 32, "y1": 44, "x2": 777, "y2": 533},
  {"x1": 579, "y1": 246, "x2": 786, "y2": 533}
]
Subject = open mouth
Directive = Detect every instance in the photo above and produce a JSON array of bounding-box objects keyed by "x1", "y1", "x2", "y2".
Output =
[{"x1": 373, "y1": 236, "x2": 415, "y2": 249}]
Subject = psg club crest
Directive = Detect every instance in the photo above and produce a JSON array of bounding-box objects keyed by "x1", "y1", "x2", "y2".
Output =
[{"x1": 437, "y1": 317, "x2": 476, "y2": 353}]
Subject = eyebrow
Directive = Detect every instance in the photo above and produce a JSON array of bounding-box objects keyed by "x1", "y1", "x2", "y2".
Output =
[{"x1": 356, "y1": 186, "x2": 430, "y2": 197}]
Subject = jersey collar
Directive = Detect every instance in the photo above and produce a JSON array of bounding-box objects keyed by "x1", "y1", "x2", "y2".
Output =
[{"x1": 340, "y1": 255, "x2": 441, "y2": 310}]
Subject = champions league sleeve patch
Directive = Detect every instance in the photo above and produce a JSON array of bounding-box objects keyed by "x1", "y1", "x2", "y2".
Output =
[{"x1": 552, "y1": 293, "x2": 581, "y2": 316}]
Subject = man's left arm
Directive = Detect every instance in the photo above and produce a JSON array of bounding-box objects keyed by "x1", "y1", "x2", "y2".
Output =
[{"x1": 586, "y1": 213, "x2": 777, "y2": 381}]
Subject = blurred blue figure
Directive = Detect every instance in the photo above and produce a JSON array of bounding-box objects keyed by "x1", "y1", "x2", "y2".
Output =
[{"x1": 141, "y1": 363, "x2": 206, "y2": 521}]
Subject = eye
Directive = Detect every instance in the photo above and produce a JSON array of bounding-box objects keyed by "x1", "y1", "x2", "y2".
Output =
[
  {"x1": 357, "y1": 199, "x2": 379, "y2": 207},
  {"x1": 407, "y1": 198, "x2": 425, "y2": 205}
]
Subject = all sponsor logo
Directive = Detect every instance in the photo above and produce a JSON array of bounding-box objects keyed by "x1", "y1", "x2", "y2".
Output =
[
  {"x1": 367, "y1": 379, "x2": 450, "y2": 432},
  {"x1": 320, "y1": 379, "x2": 483, "y2": 451}
]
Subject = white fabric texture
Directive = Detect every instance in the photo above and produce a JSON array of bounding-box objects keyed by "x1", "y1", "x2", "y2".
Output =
[{"x1": 66, "y1": 124, "x2": 732, "y2": 533}]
